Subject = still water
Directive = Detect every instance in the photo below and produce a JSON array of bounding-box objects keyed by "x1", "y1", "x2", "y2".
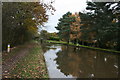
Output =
[{"x1": 42, "y1": 43, "x2": 120, "y2": 78}]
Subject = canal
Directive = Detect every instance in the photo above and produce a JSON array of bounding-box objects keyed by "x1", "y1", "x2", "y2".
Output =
[{"x1": 41, "y1": 43, "x2": 120, "y2": 78}]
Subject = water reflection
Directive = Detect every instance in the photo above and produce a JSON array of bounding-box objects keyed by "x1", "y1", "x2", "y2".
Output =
[{"x1": 43, "y1": 44, "x2": 120, "y2": 78}]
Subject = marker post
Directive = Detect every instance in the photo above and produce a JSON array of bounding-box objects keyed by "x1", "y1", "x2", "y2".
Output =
[{"x1": 7, "y1": 44, "x2": 10, "y2": 53}]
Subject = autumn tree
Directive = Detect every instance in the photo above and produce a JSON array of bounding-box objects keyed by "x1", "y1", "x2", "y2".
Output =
[
  {"x1": 70, "y1": 13, "x2": 81, "y2": 44},
  {"x1": 55, "y1": 12, "x2": 75, "y2": 43},
  {"x1": 2, "y1": 2, "x2": 54, "y2": 50}
]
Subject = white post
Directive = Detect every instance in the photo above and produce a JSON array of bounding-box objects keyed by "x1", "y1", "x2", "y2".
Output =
[{"x1": 7, "y1": 44, "x2": 10, "y2": 53}]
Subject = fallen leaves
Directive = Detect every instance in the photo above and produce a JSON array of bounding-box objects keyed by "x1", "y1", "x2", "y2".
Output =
[{"x1": 8, "y1": 43, "x2": 48, "y2": 78}]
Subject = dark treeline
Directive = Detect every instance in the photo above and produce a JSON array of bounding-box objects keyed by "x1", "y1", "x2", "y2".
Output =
[
  {"x1": 2, "y1": 2, "x2": 55, "y2": 51},
  {"x1": 55, "y1": 1, "x2": 120, "y2": 51}
]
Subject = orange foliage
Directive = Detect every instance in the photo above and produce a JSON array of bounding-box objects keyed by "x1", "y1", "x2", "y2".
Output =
[{"x1": 70, "y1": 13, "x2": 82, "y2": 41}]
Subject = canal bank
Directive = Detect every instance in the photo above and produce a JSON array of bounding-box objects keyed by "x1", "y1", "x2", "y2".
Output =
[{"x1": 46, "y1": 40, "x2": 120, "y2": 54}]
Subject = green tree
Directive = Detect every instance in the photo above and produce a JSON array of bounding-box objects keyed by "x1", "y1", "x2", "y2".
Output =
[
  {"x1": 55, "y1": 12, "x2": 75, "y2": 43},
  {"x1": 40, "y1": 30, "x2": 49, "y2": 40},
  {"x1": 80, "y1": 1, "x2": 119, "y2": 49},
  {"x1": 111, "y1": 2, "x2": 120, "y2": 50}
]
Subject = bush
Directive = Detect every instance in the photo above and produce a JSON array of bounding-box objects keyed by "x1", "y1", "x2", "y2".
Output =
[{"x1": 48, "y1": 36, "x2": 60, "y2": 41}]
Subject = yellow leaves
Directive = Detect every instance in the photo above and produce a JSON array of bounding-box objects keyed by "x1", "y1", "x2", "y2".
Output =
[
  {"x1": 112, "y1": 19, "x2": 116, "y2": 23},
  {"x1": 27, "y1": 26, "x2": 38, "y2": 33},
  {"x1": 33, "y1": 7, "x2": 41, "y2": 13},
  {"x1": 23, "y1": 18, "x2": 38, "y2": 35},
  {"x1": 24, "y1": 18, "x2": 36, "y2": 26},
  {"x1": 70, "y1": 13, "x2": 81, "y2": 40}
]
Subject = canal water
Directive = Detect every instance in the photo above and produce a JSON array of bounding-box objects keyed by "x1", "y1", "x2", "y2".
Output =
[{"x1": 41, "y1": 43, "x2": 120, "y2": 78}]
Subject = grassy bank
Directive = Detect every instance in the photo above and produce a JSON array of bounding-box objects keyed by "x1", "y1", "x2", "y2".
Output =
[
  {"x1": 46, "y1": 40, "x2": 120, "y2": 53},
  {"x1": 4, "y1": 41, "x2": 48, "y2": 78}
]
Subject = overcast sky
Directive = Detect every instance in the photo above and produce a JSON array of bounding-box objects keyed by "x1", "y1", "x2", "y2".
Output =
[{"x1": 42, "y1": 0, "x2": 90, "y2": 33}]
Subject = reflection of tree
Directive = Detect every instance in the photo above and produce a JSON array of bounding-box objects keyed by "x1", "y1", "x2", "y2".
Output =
[
  {"x1": 55, "y1": 46, "x2": 97, "y2": 77},
  {"x1": 55, "y1": 45, "x2": 119, "y2": 78},
  {"x1": 95, "y1": 52, "x2": 118, "y2": 78}
]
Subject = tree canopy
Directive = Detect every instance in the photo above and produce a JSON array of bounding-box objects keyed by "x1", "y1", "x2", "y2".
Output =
[
  {"x1": 55, "y1": 12, "x2": 76, "y2": 43},
  {"x1": 80, "y1": 1, "x2": 120, "y2": 50},
  {"x1": 56, "y1": 1, "x2": 120, "y2": 51},
  {"x1": 2, "y1": 2, "x2": 54, "y2": 50}
]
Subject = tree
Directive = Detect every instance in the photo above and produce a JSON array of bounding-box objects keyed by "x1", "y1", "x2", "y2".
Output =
[
  {"x1": 70, "y1": 13, "x2": 81, "y2": 44},
  {"x1": 111, "y1": 2, "x2": 120, "y2": 50},
  {"x1": 55, "y1": 12, "x2": 75, "y2": 43},
  {"x1": 40, "y1": 30, "x2": 49, "y2": 40},
  {"x1": 80, "y1": 1, "x2": 119, "y2": 49},
  {"x1": 2, "y1": 2, "x2": 54, "y2": 50}
]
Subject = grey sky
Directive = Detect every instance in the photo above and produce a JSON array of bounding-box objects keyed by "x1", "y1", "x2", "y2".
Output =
[{"x1": 43, "y1": 0, "x2": 90, "y2": 33}]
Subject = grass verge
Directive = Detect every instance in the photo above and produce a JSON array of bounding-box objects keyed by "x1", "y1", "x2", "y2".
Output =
[
  {"x1": 46, "y1": 40, "x2": 120, "y2": 53},
  {"x1": 10, "y1": 41, "x2": 48, "y2": 78}
]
